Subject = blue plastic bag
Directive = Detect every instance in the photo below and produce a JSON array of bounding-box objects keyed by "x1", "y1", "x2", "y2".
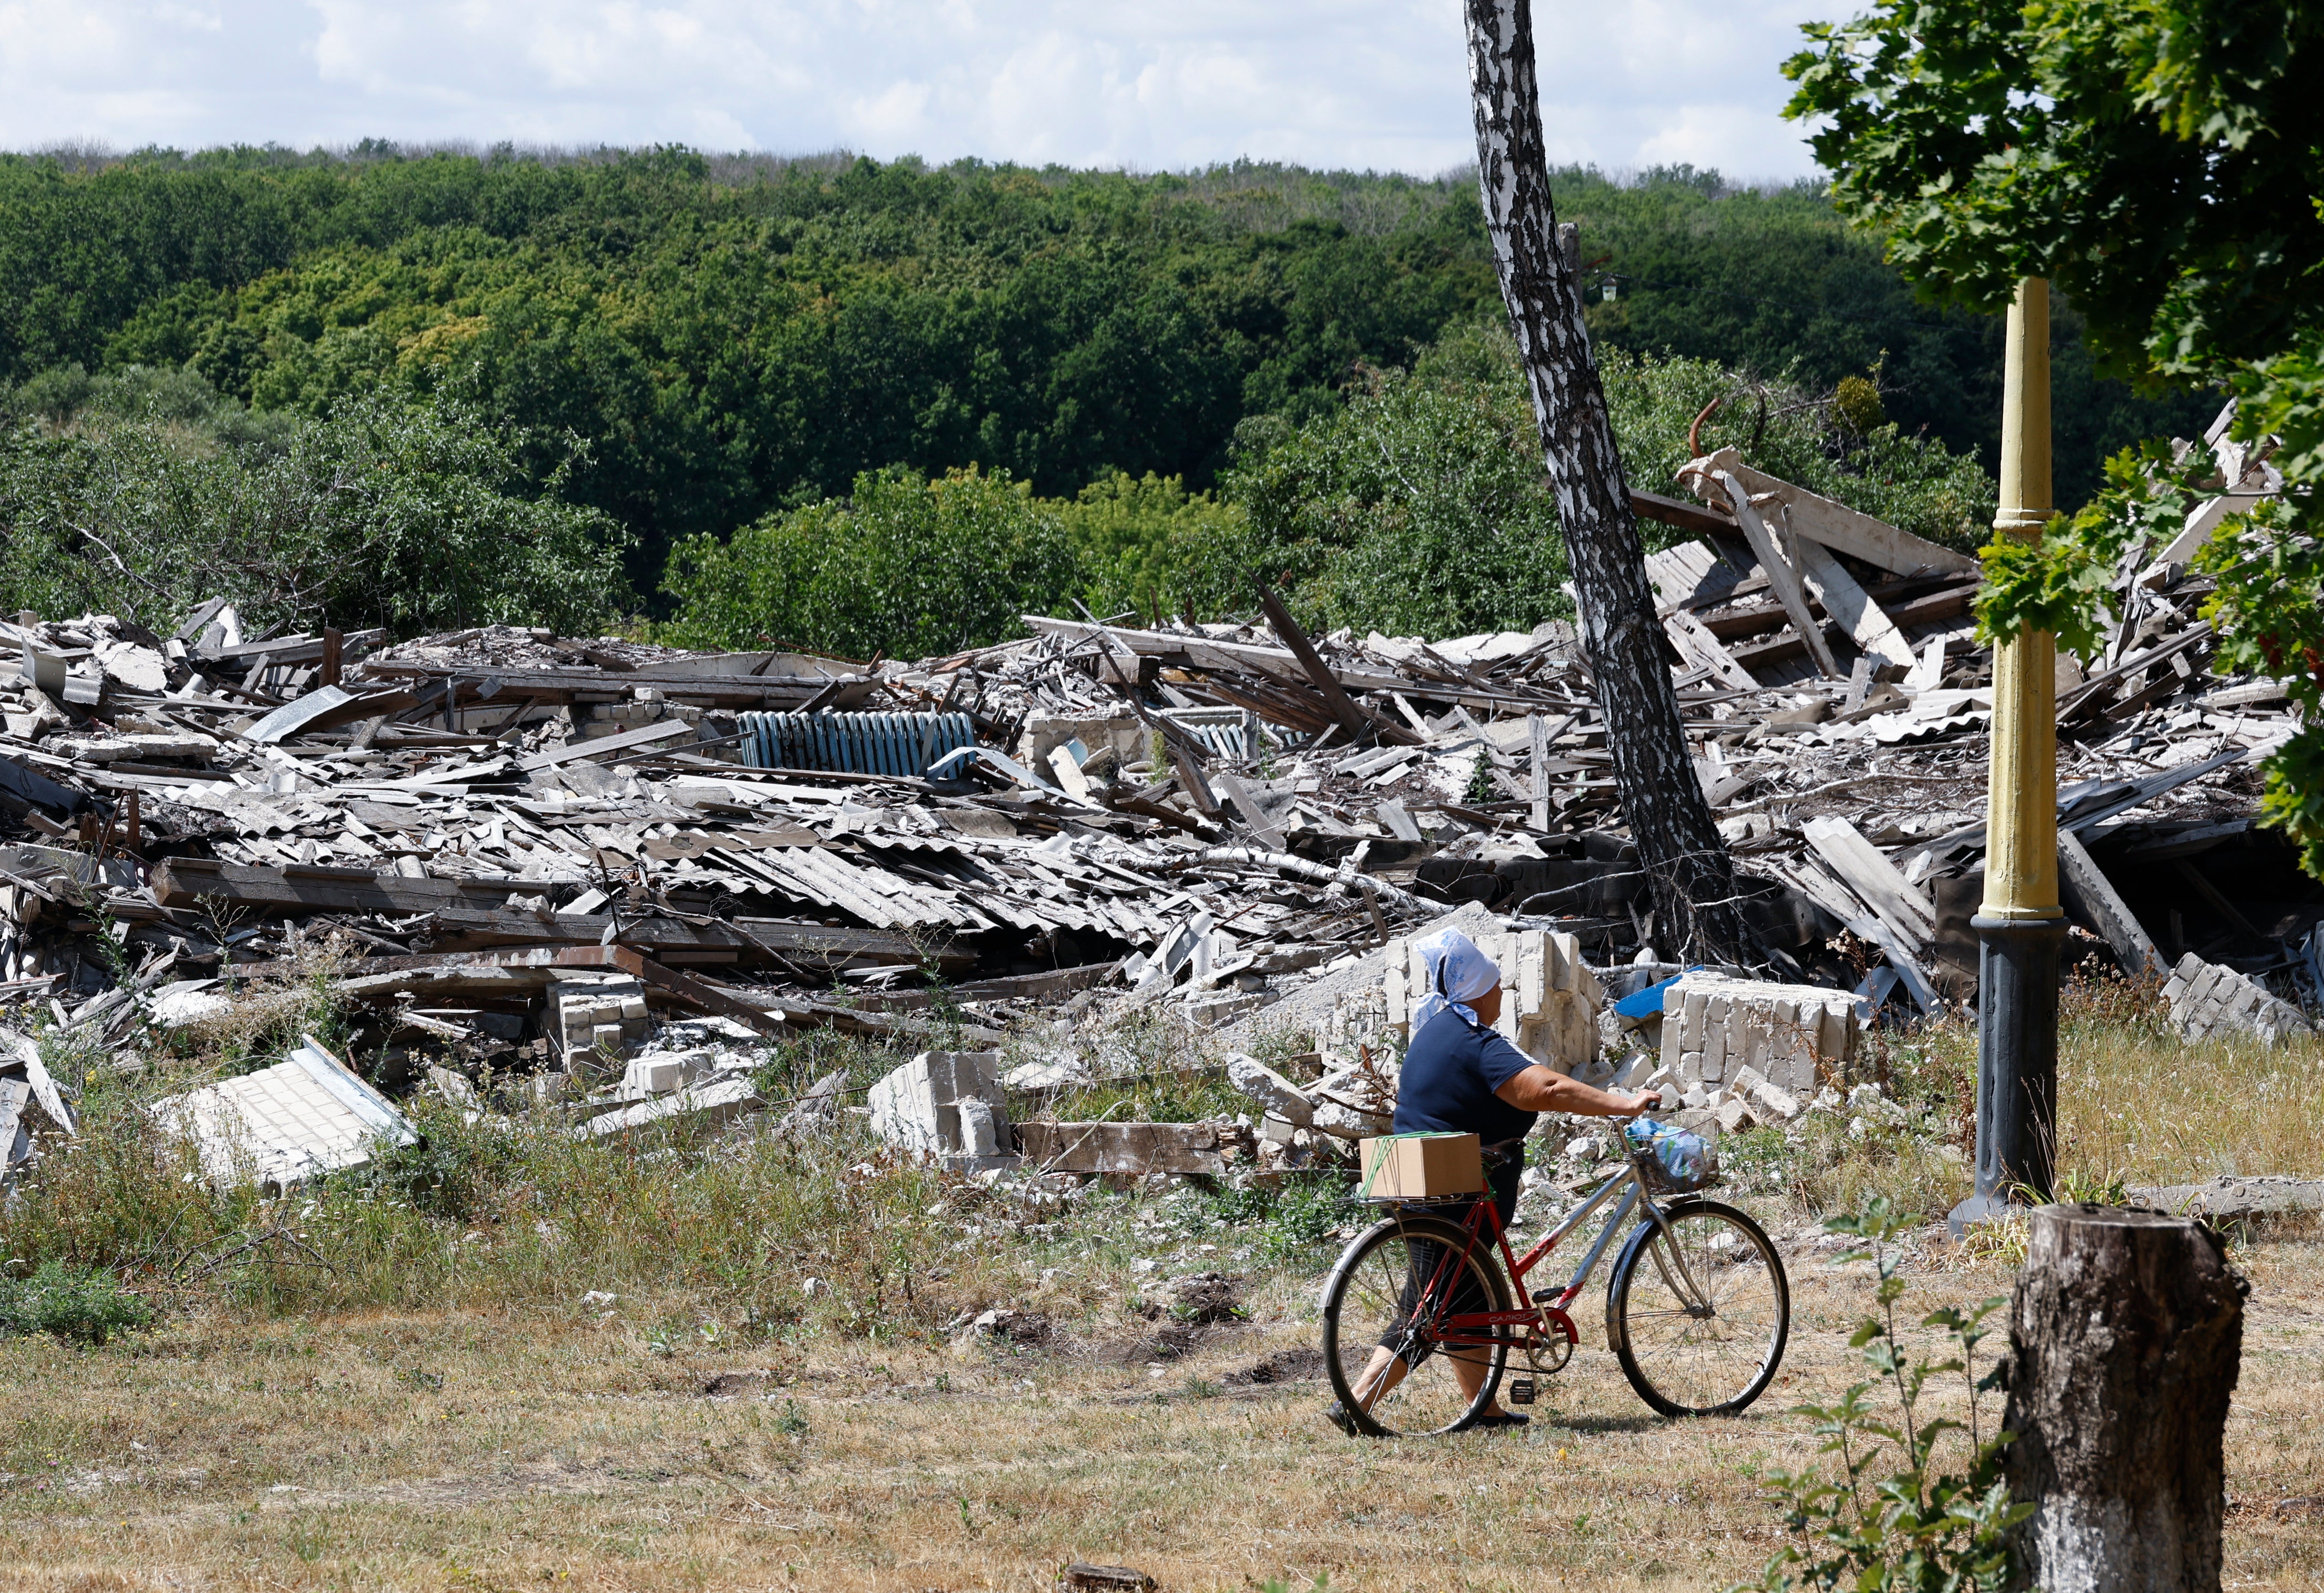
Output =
[{"x1": 1624, "y1": 1117, "x2": 1716, "y2": 1193}]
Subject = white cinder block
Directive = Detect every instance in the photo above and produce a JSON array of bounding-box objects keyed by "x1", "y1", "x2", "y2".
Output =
[
  {"x1": 1650, "y1": 972, "x2": 1863, "y2": 1100},
  {"x1": 1543, "y1": 933, "x2": 1570, "y2": 992},
  {"x1": 2162, "y1": 955, "x2": 2314, "y2": 1048},
  {"x1": 868, "y1": 1050, "x2": 1012, "y2": 1163}
]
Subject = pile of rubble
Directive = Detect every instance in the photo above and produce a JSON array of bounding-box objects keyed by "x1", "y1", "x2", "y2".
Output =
[{"x1": 0, "y1": 407, "x2": 2315, "y2": 1187}]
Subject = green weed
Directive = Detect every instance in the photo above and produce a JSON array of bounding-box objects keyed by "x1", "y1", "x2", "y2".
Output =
[{"x1": 0, "y1": 1259, "x2": 154, "y2": 1345}]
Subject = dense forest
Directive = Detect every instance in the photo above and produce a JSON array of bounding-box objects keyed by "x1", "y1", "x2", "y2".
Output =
[{"x1": 0, "y1": 144, "x2": 2218, "y2": 649}]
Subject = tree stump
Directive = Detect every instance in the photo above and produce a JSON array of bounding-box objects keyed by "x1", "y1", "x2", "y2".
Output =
[{"x1": 2006, "y1": 1204, "x2": 2247, "y2": 1592}]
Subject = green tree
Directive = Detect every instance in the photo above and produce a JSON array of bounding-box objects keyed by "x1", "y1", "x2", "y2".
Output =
[
  {"x1": 1058, "y1": 471, "x2": 1248, "y2": 623},
  {"x1": 0, "y1": 369, "x2": 626, "y2": 635},
  {"x1": 0, "y1": 144, "x2": 2194, "y2": 603},
  {"x1": 660, "y1": 465, "x2": 1081, "y2": 659},
  {"x1": 1785, "y1": 0, "x2": 2324, "y2": 876},
  {"x1": 1224, "y1": 322, "x2": 1993, "y2": 641}
]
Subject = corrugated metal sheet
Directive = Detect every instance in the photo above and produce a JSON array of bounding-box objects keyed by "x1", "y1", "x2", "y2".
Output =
[{"x1": 741, "y1": 712, "x2": 978, "y2": 778}]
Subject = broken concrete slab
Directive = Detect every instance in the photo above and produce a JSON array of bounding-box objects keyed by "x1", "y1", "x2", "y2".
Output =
[
  {"x1": 1016, "y1": 1120, "x2": 1229, "y2": 1176},
  {"x1": 152, "y1": 1034, "x2": 416, "y2": 1190},
  {"x1": 580, "y1": 1073, "x2": 764, "y2": 1138},
  {"x1": 1224, "y1": 1053, "x2": 1313, "y2": 1127},
  {"x1": 2128, "y1": 1173, "x2": 2324, "y2": 1222}
]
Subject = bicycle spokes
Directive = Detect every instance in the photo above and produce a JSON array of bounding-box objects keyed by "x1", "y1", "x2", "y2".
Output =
[
  {"x1": 1322, "y1": 1214, "x2": 1512, "y2": 1437},
  {"x1": 1609, "y1": 1203, "x2": 1790, "y2": 1416}
]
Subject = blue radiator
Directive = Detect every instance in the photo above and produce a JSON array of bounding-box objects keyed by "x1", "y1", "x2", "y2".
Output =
[{"x1": 740, "y1": 711, "x2": 980, "y2": 778}]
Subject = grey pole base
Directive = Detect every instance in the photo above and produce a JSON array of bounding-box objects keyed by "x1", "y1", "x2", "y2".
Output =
[{"x1": 1947, "y1": 913, "x2": 2065, "y2": 1239}]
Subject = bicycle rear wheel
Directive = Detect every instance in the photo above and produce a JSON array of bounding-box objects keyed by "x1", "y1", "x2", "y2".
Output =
[
  {"x1": 1321, "y1": 1212, "x2": 1511, "y2": 1437},
  {"x1": 1605, "y1": 1197, "x2": 1789, "y2": 1417}
]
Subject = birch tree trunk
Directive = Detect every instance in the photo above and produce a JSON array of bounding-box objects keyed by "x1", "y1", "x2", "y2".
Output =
[
  {"x1": 1464, "y1": 0, "x2": 1750, "y2": 961},
  {"x1": 2005, "y1": 1205, "x2": 2245, "y2": 1593}
]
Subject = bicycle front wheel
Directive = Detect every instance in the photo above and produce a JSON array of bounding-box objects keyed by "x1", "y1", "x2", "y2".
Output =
[
  {"x1": 1605, "y1": 1197, "x2": 1789, "y2": 1417},
  {"x1": 1320, "y1": 1212, "x2": 1510, "y2": 1437}
]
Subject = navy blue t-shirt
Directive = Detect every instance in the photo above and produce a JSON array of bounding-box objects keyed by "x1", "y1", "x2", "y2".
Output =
[{"x1": 1392, "y1": 1009, "x2": 1541, "y2": 1147}]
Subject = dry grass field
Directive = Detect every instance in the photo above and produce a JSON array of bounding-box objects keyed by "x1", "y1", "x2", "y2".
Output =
[
  {"x1": 5, "y1": 982, "x2": 2322, "y2": 1591},
  {"x1": 4, "y1": 1217, "x2": 2320, "y2": 1593}
]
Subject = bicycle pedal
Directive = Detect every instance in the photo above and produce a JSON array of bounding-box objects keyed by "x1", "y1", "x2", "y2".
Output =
[{"x1": 1506, "y1": 1378, "x2": 1536, "y2": 1405}]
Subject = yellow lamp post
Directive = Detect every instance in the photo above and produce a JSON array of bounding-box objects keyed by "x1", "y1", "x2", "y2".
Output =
[{"x1": 1951, "y1": 277, "x2": 2065, "y2": 1232}]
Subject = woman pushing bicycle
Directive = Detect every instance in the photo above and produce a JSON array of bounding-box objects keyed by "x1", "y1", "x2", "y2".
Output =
[{"x1": 1325, "y1": 925, "x2": 1659, "y2": 1436}]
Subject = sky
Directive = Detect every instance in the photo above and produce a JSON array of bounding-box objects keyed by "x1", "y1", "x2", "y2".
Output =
[{"x1": 0, "y1": 0, "x2": 1830, "y2": 180}]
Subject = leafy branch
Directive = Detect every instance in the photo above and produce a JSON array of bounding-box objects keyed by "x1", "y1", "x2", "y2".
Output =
[{"x1": 1734, "y1": 1197, "x2": 2029, "y2": 1593}]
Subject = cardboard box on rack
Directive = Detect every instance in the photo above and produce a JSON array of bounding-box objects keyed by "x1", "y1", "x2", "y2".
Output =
[{"x1": 1359, "y1": 1132, "x2": 1483, "y2": 1201}]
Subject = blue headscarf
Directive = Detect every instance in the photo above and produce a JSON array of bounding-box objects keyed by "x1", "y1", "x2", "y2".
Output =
[{"x1": 1411, "y1": 927, "x2": 1500, "y2": 1036}]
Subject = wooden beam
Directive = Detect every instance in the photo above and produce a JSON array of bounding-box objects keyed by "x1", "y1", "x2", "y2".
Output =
[
  {"x1": 2174, "y1": 859, "x2": 2265, "y2": 943},
  {"x1": 1252, "y1": 580, "x2": 1407, "y2": 745},
  {"x1": 1683, "y1": 448, "x2": 1976, "y2": 578},
  {"x1": 1794, "y1": 536, "x2": 1915, "y2": 666},
  {"x1": 1630, "y1": 488, "x2": 1738, "y2": 536},
  {"x1": 2121, "y1": 818, "x2": 2253, "y2": 861},
  {"x1": 1709, "y1": 469, "x2": 1840, "y2": 678},
  {"x1": 2057, "y1": 829, "x2": 2165, "y2": 978},
  {"x1": 194, "y1": 628, "x2": 387, "y2": 670},
  {"x1": 1528, "y1": 712, "x2": 1551, "y2": 831}
]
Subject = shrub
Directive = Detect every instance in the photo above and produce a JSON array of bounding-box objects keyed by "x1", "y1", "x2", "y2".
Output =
[
  {"x1": 0, "y1": 367, "x2": 630, "y2": 635},
  {"x1": 1059, "y1": 469, "x2": 1248, "y2": 623},
  {"x1": 1738, "y1": 1200, "x2": 2026, "y2": 1592},
  {"x1": 660, "y1": 464, "x2": 1081, "y2": 658},
  {"x1": 0, "y1": 1260, "x2": 154, "y2": 1346},
  {"x1": 1221, "y1": 321, "x2": 1997, "y2": 642}
]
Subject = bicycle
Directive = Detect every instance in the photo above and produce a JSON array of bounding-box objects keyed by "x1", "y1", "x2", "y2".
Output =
[{"x1": 1319, "y1": 1129, "x2": 1791, "y2": 1437}]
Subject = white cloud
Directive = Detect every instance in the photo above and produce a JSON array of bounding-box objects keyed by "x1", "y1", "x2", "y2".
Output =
[{"x1": 0, "y1": 0, "x2": 1825, "y2": 178}]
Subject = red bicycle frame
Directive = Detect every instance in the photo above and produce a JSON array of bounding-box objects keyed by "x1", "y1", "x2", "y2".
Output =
[{"x1": 1395, "y1": 1154, "x2": 1662, "y2": 1359}]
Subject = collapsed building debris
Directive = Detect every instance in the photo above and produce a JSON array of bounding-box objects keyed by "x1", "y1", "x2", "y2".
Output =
[
  {"x1": 152, "y1": 1036, "x2": 415, "y2": 1190},
  {"x1": 0, "y1": 398, "x2": 2311, "y2": 1184}
]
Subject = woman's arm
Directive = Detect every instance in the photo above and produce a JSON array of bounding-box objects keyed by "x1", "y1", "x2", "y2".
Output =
[{"x1": 1493, "y1": 1064, "x2": 1659, "y2": 1118}]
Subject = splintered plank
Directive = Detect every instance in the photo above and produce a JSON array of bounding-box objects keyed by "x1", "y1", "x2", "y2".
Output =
[
  {"x1": 1682, "y1": 448, "x2": 1975, "y2": 578},
  {"x1": 1663, "y1": 607, "x2": 1760, "y2": 691},
  {"x1": 1698, "y1": 467, "x2": 1838, "y2": 678},
  {"x1": 1801, "y1": 817, "x2": 1936, "y2": 945},
  {"x1": 1793, "y1": 537, "x2": 1915, "y2": 667}
]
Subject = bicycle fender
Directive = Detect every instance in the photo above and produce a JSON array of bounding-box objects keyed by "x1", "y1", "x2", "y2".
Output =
[{"x1": 1601, "y1": 1195, "x2": 1700, "y2": 1356}]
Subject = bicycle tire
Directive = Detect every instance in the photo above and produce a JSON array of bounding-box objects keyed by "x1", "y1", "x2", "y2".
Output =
[
  {"x1": 1604, "y1": 1197, "x2": 1789, "y2": 1417},
  {"x1": 1320, "y1": 1212, "x2": 1512, "y2": 1437}
]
